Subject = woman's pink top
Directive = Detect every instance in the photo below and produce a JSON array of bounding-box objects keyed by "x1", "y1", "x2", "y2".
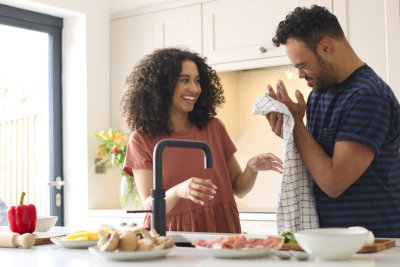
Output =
[{"x1": 123, "y1": 118, "x2": 241, "y2": 233}]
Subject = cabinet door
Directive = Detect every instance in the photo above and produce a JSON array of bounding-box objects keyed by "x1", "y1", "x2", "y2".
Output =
[
  {"x1": 110, "y1": 14, "x2": 155, "y2": 131},
  {"x1": 203, "y1": 0, "x2": 332, "y2": 68},
  {"x1": 154, "y1": 4, "x2": 202, "y2": 54}
]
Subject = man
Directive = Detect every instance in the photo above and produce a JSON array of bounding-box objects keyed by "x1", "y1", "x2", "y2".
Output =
[{"x1": 266, "y1": 5, "x2": 400, "y2": 237}]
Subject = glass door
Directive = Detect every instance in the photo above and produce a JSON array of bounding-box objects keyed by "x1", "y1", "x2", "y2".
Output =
[{"x1": 0, "y1": 4, "x2": 63, "y2": 225}]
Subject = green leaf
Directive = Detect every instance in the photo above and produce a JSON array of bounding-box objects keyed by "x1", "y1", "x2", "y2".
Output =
[
  {"x1": 280, "y1": 231, "x2": 297, "y2": 244},
  {"x1": 91, "y1": 132, "x2": 108, "y2": 141},
  {"x1": 108, "y1": 128, "x2": 114, "y2": 138}
]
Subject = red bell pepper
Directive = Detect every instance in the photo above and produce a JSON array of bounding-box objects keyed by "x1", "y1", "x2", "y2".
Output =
[{"x1": 7, "y1": 192, "x2": 37, "y2": 234}]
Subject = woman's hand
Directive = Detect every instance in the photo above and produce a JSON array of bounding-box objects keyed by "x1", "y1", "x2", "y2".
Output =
[
  {"x1": 247, "y1": 153, "x2": 283, "y2": 174},
  {"x1": 172, "y1": 178, "x2": 217, "y2": 206}
]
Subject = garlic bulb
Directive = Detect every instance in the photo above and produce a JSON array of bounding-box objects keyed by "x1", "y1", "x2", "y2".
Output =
[{"x1": 348, "y1": 226, "x2": 375, "y2": 246}]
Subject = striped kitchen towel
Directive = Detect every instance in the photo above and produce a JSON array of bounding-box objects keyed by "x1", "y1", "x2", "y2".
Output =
[{"x1": 252, "y1": 93, "x2": 319, "y2": 233}]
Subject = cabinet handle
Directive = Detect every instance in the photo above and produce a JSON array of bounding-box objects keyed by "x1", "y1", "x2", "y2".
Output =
[{"x1": 259, "y1": 47, "x2": 267, "y2": 53}]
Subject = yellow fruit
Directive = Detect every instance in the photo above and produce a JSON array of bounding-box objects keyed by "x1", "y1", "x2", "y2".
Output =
[
  {"x1": 65, "y1": 230, "x2": 99, "y2": 241},
  {"x1": 88, "y1": 233, "x2": 99, "y2": 241},
  {"x1": 74, "y1": 236, "x2": 89, "y2": 241}
]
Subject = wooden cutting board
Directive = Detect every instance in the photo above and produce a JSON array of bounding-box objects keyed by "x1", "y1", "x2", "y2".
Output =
[
  {"x1": 33, "y1": 232, "x2": 67, "y2": 245},
  {"x1": 357, "y1": 239, "x2": 396, "y2": 253},
  {"x1": 280, "y1": 238, "x2": 396, "y2": 253}
]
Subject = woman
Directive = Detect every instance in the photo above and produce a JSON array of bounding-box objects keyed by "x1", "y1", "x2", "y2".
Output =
[{"x1": 121, "y1": 48, "x2": 282, "y2": 233}]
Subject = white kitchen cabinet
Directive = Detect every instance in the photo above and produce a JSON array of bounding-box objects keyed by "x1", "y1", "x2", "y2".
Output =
[
  {"x1": 110, "y1": 13, "x2": 155, "y2": 131},
  {"x1": 154, "y1": 4, "x2": 202, "y2": 54},
  {"x1": 202, "y1": 0, "x2": 332, "y2": 71},
  {"x1": 110, "y1": 4, "x2": 203, "y2": 130},
  {"x1": 239, "y1": 212, "x2": 277, "y2": 235},
  {"x1": 345, "y1": 0, "x2": 400, "y2": 98},
  {"x1": 87, "y1": 209, "x2": 146, "y2": 229}
]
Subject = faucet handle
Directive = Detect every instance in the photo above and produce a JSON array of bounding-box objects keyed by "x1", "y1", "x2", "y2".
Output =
[
  {"x1": 126, "y1": 210, "x2": 152, "y2": 213},
  {"x1": 151, "y1": 138, "x2": 214, "y2": 237}
]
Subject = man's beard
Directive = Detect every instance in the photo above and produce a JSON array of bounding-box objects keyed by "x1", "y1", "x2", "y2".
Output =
[{"x1": 309, "y1": 53, "x2": 336, "y2": 94}]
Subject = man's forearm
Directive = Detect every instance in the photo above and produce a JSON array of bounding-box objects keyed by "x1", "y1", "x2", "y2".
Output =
[{"x1": 292, "y1": 119, "x2": 339, "y2": 197}]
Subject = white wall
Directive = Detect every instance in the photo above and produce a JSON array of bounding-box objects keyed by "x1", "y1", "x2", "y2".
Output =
[
  {"x1": 218, "y1": 66, "x2": 310, "y2": 211},
  {"x1": 0, "y1": 0, "x2": 111, "y2": 228},
  {"x1": 345, "y1": 0, "x2": 400, "y2": 98}
]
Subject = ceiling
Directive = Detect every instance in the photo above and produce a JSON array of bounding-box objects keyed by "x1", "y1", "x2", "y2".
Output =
[
  {"x1": 0, "y1": 0, "x2": 180, "y2": 16},
  {"x1": 109, "y1": 0, "x2": 176, "y2": 14}
]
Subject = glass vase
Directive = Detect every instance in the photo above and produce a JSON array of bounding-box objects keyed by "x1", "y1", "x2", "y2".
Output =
[{"x1": 120, "y1": 175, "x2": 142, "y2": 210}]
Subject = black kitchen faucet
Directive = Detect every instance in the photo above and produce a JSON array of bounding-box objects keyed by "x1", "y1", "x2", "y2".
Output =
[{"x1": 128, "y1": 139, "x2": 213, "y2": 236}]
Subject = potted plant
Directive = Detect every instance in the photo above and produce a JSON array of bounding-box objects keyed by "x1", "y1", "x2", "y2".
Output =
[{"x1": 91, "y1": 128, "x2": 141, "y2": 210}]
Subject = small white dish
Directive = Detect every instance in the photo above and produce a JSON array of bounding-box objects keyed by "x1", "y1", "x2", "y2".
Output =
[
  {"x1": 289, "y1": 250, "x2": 310, "y2": 261},
  {"x1": 88, "y1": 246, "x2": 175, "y2": 261},
  {"x1": 50, "y1": 237, "x2": 98, "y2": 249},
  {"x1": 269, "y1": 248, "x2": 291, "y2": 260},
  {"x1": 195, "y1": 246, "x2": 273, "y2": 259},
  {"x1": 35, "y1": 216, "x2": 58, "y2": 232}
]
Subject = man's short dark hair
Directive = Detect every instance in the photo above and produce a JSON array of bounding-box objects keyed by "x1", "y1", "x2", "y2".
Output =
[{"x1": 272, "y1": 5, "x2": 344, "y2": 52}]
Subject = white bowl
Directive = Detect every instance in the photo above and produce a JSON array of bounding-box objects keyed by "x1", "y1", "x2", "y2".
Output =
[
  {"x1": 294, "y1": 228, "x2": 368, "y2": 261},
  {"x1": 35, "y1": 216, "x2": 58, "y2": 232}
]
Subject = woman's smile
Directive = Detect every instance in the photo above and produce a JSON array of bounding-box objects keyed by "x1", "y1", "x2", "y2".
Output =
[{"x1": 182, "y1": 95, "x2": 196, "y2": 103}]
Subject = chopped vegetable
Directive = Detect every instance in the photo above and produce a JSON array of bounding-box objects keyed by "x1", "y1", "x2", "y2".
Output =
[{"x1": 280, "y1": 231, "x2": 297, "y2": 244}]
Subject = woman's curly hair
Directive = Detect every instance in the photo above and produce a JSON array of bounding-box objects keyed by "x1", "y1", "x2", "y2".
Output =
[
  {"x1": 121, "y1": 48, "x2": 225, "y2": 138},
  {"x1": 272, "y1": 5, "x2": 344, "y2": 52}
]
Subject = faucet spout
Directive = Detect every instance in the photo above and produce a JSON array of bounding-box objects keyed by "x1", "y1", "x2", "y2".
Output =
[{"x1": 152, "y1": 139, "x2": 213, "y2": 236}]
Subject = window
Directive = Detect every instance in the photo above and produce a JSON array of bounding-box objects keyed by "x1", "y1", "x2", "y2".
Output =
[{"x1": 0, "y1": 4, "x2": 64, "y2": 224}]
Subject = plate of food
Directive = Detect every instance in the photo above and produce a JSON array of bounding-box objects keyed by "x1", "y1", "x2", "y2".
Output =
[
  {"x1": 195, "y1": 246, "x2": 273, "y2": 259},
  {"x1": 88, "y1": 245, "x2": 175, "y2": 261},
  {"x1": 192, "y1": 235, "x2": 282, "y2": 259},
  {"x1": 50, "y1": 230, "x2": 99, "y2": 249},
  {"x1": 88, "y1": 226, "x2": 176, "y2": 261},
  {"x1": 51, "y1": 237, "x2": 98, "y2": 249}
]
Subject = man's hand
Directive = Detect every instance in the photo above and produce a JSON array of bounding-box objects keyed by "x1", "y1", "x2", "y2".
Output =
[
  {"x1": 275, "y1": 80, "x2": 306, "y2": 123},
  {"x1": 265, "y1": 84, "x2": 284, "y2": 137},
  {"x1": 265, "y1": 80, "x2": 306, "y2": 137}
]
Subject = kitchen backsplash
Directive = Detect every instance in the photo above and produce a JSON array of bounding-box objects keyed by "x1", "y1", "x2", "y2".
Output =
[{"x1": 217, "y1": 65, "x2": 310, "y2": 212}]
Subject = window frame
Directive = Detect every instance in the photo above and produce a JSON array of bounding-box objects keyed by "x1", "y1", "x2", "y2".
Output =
[{"x1": 0, "y1": 4, "x2": 64, "y2": 225}]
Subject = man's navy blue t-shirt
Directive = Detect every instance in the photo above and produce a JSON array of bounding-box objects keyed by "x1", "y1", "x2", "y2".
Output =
[{"x1": 306, "y1": 64, "x2": 400, "y2": 237}]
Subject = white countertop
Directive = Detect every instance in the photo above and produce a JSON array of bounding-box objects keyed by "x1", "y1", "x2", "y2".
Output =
[
  {"x1": 1, "y1": 227, "x2": 399, "y2": 267},
  {"x1": 1, "y1": 240, "x2": 400, "y2": 267}
]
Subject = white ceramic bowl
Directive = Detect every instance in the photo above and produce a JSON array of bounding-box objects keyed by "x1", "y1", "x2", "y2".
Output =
[
  {"x1": 35, "y1": 216, "x2": 58, "y2": 232},
  {"x1": 294, "y1": 228, "x2": 368, "y2": 261}
]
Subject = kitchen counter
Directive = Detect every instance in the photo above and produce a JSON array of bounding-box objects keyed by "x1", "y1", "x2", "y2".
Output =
[
  {"x1": 87, "y1": 209, "x2": 278, "y2": 235},
  {"x1": 1, "y1": 241, "x2": 400, "y2": 267},
  {"x1": 1, "y1": 230, "x2": 399, "y2": 267}
]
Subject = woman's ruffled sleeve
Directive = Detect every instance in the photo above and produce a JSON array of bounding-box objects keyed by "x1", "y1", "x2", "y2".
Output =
[{"x1": 123, "y1": 131, "x2": 153, "y2": 177}]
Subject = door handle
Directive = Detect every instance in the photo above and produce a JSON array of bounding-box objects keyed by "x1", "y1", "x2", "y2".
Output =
[
  {"x1": 48, "y1": 176, "x2": 64, "y2": 190},
  {"x1": 259, "y1": 46, "x2": 268, "y2": 53}
]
